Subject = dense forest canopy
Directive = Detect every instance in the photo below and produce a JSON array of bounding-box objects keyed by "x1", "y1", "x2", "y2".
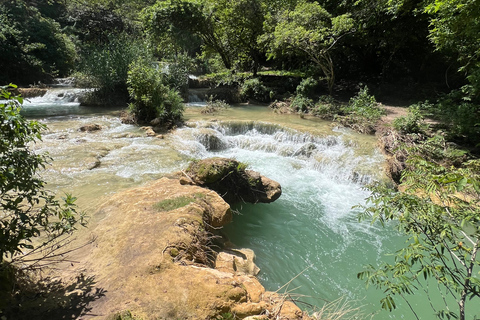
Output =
[{"x1": 0, "y1": 0, "x2": 476, "y2": 87}]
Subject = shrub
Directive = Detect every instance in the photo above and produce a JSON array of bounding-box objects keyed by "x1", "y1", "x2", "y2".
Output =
[
  {"x1": 432, "y1": 89, "x2": 480, "y2": 144},
  {"x1": 313, "y1": 95, "x2": 341, "y2": 119},
  {"x1": 296, "y1": 77, "x2": 318, "y2": 98},
  {"x1": 393, "y1": 103, "x2": 430, "y2": 134},
  {"x1": 240, "y1": 78, "x2": 270, "y2": 102},
  {"x1": 345, "y1": 86, "x2": 385, "y2": 121},
  {"x1": 291, "y1": 94, "x2": 314, "y2": 113},
  {"x1": 127, "y1": 59, "x2": 184, "y2": 126}
]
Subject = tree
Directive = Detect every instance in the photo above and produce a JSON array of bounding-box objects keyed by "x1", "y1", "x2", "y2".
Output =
[
  {"x1": 358, "y1": 147, "x2": 480, "y2": 320},
  {"x1": 266, "y1": 1, "x2": 354, "y2": 93},
  {"x1": 143, "y1": 0, "x2": 266, "y2": 74},
  {"x1": 0, "y1": 1, "x2": 76, "y2": 85},
  {"x1": 0, "y1": 84, "x2": 85, "y2": 264}
]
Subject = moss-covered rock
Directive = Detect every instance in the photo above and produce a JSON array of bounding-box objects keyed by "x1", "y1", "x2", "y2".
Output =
[{"x1": 185, "y1": 158, "x2": 281, "y2": 204}]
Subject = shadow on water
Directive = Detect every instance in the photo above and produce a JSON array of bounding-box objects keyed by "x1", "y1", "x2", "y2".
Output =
[{"x1": 1, "y1": 271, "x2": 106, "y2": 320}]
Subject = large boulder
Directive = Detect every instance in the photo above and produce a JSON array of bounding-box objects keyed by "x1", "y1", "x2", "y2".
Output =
[{"x1": 183, "y1": 157, "x2": 282, "y2": 204}]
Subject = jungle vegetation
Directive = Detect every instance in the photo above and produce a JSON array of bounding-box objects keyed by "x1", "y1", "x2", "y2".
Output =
[{"x1": 1, "y1": 0, "x2": 480, "y2": 319}]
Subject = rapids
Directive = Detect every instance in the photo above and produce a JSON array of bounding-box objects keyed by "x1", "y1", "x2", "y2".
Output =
[{"x1": 21, "y1": 89, "x2": 437, "y2": 319}]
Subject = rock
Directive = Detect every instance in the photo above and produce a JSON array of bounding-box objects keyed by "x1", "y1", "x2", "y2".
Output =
[
  {"x1": 225, "y1": 287, "x2": 247, "y2": 302},
  {"x1": 120, "y1": 111, "x2": 135, "y2": 124},
  {"x1": 236, "y1": 275, "x2": 265, "y2": 303},
  {"x1": 185, "y1": 158, "x2": 282, "y2": 204},
  {"x1": 17, "y1": 87, "x2": 47, "y2": 98},
  {"x1": 194, "y1": 129, "x2": 227, "y2": 151},
  {"x1": 263, "y1": 292, "x2": 305, "y2": 320},
  {"x1": 244, "y1": 316, "x2": 268, "y2": 320},
  {"x1": 145, "y1": 128, "x2": 156, "y2": 136},
  {"x1": 215, "y1": 249, "x2": 260, "y2": 276},
  {"x1": 150, "y1": 118, "x2": 162, "y2": 126},
  {"x1": 292, "y1": 142, "x2": 317, "y2": 157},
  {"x1": 215, "y1": 252, "x2": 236, "y2": 274},
  {"x1": 79, "y1": 124, "x2": 102, "y2": 132},
  {"x1": 231, "y1": 302, "x2": 267, "y2": 318}
]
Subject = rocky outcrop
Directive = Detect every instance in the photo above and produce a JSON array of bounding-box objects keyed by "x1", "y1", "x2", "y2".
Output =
[
  {"x1": 182, "y1": 157, "x2": 282, "y2": 204},
  {"x1": 17, "y1": 87, "x2": 48, "y2": 98},
  {"x1": 52, "y1": 174, "x2": 306, "y2": 320}
]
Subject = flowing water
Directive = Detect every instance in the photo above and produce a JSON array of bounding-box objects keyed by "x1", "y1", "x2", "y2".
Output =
[{"x1": 20, "y1": 89, "x2": 443, "y2": 319}]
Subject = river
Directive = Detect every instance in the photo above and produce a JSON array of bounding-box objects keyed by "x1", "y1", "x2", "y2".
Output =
[{"x1": 21, "y1": 88, "x2": 438, "y2": 319}]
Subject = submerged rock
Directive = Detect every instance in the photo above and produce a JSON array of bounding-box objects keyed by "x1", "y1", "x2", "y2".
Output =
[
  {"x1": 79, "y1": 124, "x2": 102, "y2": 132},
  {"x1": 184, "y1": 157, "x2": 282, "y2": 204}
]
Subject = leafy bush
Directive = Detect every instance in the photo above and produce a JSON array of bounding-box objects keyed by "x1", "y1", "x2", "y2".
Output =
[
  {"x1": 393, "y1": 103, "x2": 430, "y2": 134},
  {"x1": 78, "y1": 34, "x2": 149, "y2": 102},
  {"x1": 240, "y1": 78, "x2": 270, "y2": 102},
  {"x1": 313, "y1": 95, "x2": 341, "y2": 119},
  {"x1": 127, "y1": 59, "x2": 184, "y2": 126},
  {"x1": 291, "y1": 94, "x2": 314, "y2": 113},
  {"x1": 345, "y1": 86, "x2": 385, "y2": 121},
  {"x1": 296, "y1": 77, "x2": 318, "y2": 98},
  {"x1": 0, "y1": 84, "x2": 85, "y2": 261},
  {"x1": 432, "y1": 89, "x2": 480, "y2": 144}
]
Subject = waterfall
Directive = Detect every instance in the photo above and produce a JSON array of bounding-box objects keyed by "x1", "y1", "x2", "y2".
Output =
[{"x1": 173, "y1": 120, "x2": 385, "y2": 185}]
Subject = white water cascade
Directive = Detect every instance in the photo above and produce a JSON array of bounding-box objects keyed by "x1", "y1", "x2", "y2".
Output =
[{"x1": 20, "y1": 97, "x2": 436, "y2": 319}]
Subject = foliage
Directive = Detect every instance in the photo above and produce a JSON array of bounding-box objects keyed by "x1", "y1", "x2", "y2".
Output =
[
  {"x1": 425, "y1": 0, "x2": 480, "y2": 83},
  {"x1": 65, "y1": 3, "x2": 131, "y2": 46},
  {"x1": 429, "y1": 90, "x2": 480, "y2": 145},
  {"x1": 358, "y1": 154, "x2": 480, "y2": 320},
  {"x1": 345, "y1": 86, "x2": 385, "y2": 121},
  {"x1": 313, "y1": 95, "x2": 342, "y2": 119},
  {"x1": 0, "y1": 1, "x2": 76, "y2": 85},
  {"x1": 0, "y1": 84, "x2": 85, "y2": 261},
  {"x1": 265, "y1": 1, "x2": 354, "y2": 93},
  {"x1": 240, "y1": 78, "x2": 270, "y2": 102},
  {"x1": 296, "y1": 77, "x2": 318, "y2": 98},
  {"x1": 201, "y1": 96, "x2": 229, "y2": 114},
  {"x1": 78, "y1": 34, "x2": 149, "y2": 102},
  {"x1": 127, "y1": 59, "x2": 184, "y2": 125},
  {"x1": 164, "y1": 52, "x2": 195, "y2": 95},
  {"x1": 143, "y1": 0, "x2": 266, "y2": 74},
  {"x1": 393, "y1": 103, "x2": 430, "y2": 134},
  {"x1": 291, "y1": 95, "x2": 315, "y2": 113}
]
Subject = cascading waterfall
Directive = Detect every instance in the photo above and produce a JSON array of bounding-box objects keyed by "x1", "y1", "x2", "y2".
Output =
[
  {"x1": 22, "y1": 98, "x2": 433, "y2": 319},
  {"x1": 22, "y1": 87, "x2": 94, "y2": 117}
]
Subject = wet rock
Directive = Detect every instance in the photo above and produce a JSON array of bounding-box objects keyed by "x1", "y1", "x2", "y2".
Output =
[
  {"x1": 120, "y1": 111, "x2": 135, "y2": 124},
  {"x1": 17, "y1": 87, "x2": 47, "y2": 98},
  {"x1": 141, "y1": 126, "x2": 156, "y2": 137},
  {"x1": 195, "y1": 129, "x2": 226, "y2": 151},
  {"x1": 184, "y1": 158, "x2": 282, "y2": 204},
  {"x1": 292, "y1": 142, "x2": 317, "y2": 157},
  {"x1": 79, "y1": 124, "x2": 102, "y2": 132}
]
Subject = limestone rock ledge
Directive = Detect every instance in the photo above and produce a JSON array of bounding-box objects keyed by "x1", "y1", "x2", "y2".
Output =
[
  {"x1": 62, "y1": 175, "x2": 307, "y2": 320},
  {"x1": 181, "y1": 157, "x2": 282, "y2": 204}
]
